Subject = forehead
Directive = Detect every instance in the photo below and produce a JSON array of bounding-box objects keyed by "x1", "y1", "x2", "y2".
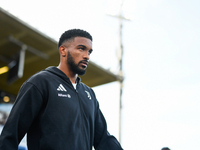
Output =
[{"x1": 69, "y1": 37, "x2": 92, "y2": 47}]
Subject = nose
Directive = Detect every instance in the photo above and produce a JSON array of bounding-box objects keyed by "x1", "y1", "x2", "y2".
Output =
[{"x1": 83, "y1": 50, "x2": 90, "y2": 60}]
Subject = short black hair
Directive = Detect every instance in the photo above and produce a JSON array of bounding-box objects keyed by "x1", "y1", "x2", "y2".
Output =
[
  {"x1": 58, "y1": 29, "x2": 93, "y2": 48},
  {"x1": 161, "y1": 147, "x2": 170, "y2": 150}
]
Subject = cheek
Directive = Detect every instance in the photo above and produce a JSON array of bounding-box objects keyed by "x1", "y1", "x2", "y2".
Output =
[{"x1": 71, "y1": 52, "x2": 82, "y2": 63}]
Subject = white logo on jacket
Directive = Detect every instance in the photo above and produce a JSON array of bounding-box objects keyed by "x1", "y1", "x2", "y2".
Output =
[
  {"x1": 57, "y1": 84, "x2": 71, "y2": 98},
  {"x1": 58, "y1": 93, "x2": 71, "y2": 98},
  {"x1": 57, "y1": 84, "x2": 67, "y2": 91},
  {"x1": 85, "y1": 91, "x2": 91, "y2": 100}
]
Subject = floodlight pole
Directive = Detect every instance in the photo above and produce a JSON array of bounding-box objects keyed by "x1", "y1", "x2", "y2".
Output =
[
  {"x1": 118, "y1": 1, "x2": 124, "y2": 143},
  {"x1": 106, "y1": 0, "x2": 130, "y2": 142},
  {"x1": 118, "y1": 2, "x2": 124, "y2": 74},
  {"x1": 107, "y1": 0, "x2": 130, "y2": 142}
]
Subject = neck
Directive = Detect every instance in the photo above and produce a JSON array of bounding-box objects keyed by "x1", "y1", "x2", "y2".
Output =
[{"x1": 57, "y1": 64, "x2": 77, "y2": 84}]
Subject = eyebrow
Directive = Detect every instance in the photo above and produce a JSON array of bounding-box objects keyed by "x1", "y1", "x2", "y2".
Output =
[{"x1": 77, "y1": 45, "x2": 87, "y2": 48}]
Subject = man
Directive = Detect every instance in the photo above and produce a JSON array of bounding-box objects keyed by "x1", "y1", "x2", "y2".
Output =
[{"x1": 0, "y1": 29, "x2": 123, "y2": 150}]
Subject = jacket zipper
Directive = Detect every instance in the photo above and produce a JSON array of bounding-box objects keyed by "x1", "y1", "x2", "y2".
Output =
[{"x1": 75, "y1": 88, "x2": 86, "y2": 150}]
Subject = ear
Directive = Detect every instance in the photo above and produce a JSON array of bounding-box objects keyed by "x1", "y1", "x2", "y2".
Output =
[{"x1": 59, "y1": 45, "x2": 67, "y2": 57}]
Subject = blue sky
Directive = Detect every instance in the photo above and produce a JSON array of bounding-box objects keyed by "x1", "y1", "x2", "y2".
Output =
[{"x1": 1, "y1": 0, "x2": 200, "y2": 149}]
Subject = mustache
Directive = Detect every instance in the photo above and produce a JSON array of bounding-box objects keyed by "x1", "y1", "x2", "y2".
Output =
[{"x1": 79, "y1": 60, "x2": 89, "y2": 65}]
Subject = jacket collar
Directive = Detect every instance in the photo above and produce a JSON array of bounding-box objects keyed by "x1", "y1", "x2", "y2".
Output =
[{"x1": 45, "y1": 66, "x2": 81, "y2": 84}]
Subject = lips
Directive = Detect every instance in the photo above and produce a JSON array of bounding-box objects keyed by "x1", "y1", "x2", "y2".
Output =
[{"x1": 79, "y1": 60, "x2": 88, "y2": 68}]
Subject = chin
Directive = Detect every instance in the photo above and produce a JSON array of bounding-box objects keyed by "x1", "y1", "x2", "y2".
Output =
[{"x1": 78, "y1": 70, "x2": 86, "y2": 76}]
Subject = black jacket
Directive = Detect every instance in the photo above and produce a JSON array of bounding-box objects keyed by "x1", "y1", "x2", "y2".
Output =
[{"x1": 0, "y1": 66, "x2": 123, "y2": 150}]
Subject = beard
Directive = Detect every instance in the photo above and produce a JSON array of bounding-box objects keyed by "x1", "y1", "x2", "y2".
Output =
[{"x1": 67, "y1": 51, "x2": 87, "y2": 75}]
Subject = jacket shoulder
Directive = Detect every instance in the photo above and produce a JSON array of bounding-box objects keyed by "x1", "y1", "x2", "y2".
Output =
[{"x1": 27, "y1": 70, "x2": 52, "y2": 83}]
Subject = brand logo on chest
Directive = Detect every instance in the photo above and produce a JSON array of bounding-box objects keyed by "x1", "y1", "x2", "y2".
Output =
[{"x1": 57, "y1": 84, "x2": 71, "y2": 98}]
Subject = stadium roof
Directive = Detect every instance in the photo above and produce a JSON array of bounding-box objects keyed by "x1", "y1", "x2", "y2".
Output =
[{"x1": 0, "y1": 7, "x2": 122, "y2": 98}]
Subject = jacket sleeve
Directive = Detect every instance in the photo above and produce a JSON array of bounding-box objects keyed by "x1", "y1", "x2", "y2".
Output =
[
  {"x1": 93, "y1": 101, "x2": 123, "y2": 150},
  {"x1": 0, "y1": 82, "x2": 44, "y2": 150}
]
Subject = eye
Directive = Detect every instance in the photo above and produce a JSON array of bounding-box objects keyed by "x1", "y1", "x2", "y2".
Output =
[
  {"x1": 78, "y1": 45, "x2": 86, "y2": 51},
  {"x1": 88, "y1": 49, "x2": 93, "y2": 55}
]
